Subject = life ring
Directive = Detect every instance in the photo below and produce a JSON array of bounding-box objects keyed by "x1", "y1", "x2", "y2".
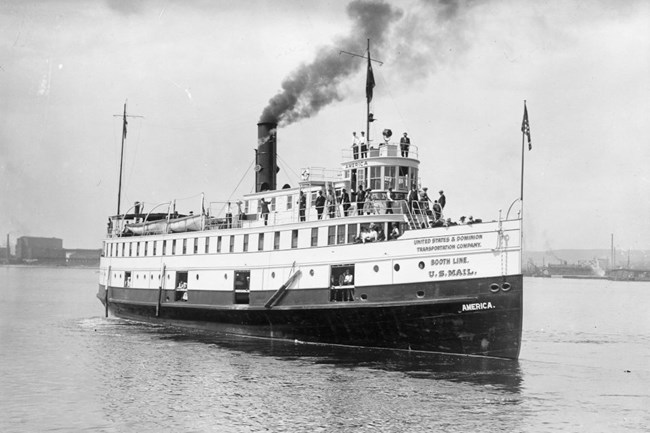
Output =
[{"x1": 301, "y1": 169, "x2": 310, "y2": 180}]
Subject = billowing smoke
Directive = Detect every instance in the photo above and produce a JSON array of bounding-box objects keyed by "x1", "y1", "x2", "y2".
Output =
[
  {"x1": 259, "y1": 0, "x2": 403, "y2": 125},
  {"x1": 260, "y1": 0, "x2": 480, "y2": 126}
]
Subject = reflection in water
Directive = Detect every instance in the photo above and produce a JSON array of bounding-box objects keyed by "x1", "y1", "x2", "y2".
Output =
[{"x1": 87, "y1": 318, "x2": 524, "y2": 432}]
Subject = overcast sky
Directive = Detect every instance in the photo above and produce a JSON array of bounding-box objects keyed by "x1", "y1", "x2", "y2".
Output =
[{"x1": 1, "y1": 0, "x2": 648, "y2": 252}]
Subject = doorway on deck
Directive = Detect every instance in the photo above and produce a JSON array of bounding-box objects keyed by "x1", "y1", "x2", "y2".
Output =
[
  {"x1": 175, "y1": 271, "x2": 188, "y2": 301},
  {"x1": 234, "y1": 270, "x2": 250, "y2": 304},
  {"x1": 330, "y1": 264, "x2": 355, "y2": 302}
]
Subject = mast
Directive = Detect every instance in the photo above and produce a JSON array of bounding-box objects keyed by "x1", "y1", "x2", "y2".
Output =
[
  {"x1": 339, "y1": 39, "x2": 381, "y2": 144},
  {"x1": 117, "y1": 101, "x2": 127, "y2": 215},
  {"x1": 366, "y1": 39, "x2": 372, "y2": 142},
  {"x1": 114, "y1": 100, "x2": 143, "y2": 215}
]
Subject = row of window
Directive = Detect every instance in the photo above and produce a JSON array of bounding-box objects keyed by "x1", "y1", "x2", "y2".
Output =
[{"x1": 105, "y1": 222, "x2": 404, "y2": 258}]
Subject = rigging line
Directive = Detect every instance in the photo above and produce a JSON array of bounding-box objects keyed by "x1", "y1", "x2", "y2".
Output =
[
  {"x1": 276, "y1": 153, "x2": 301, "y2": 182},
  {"x1": 216, "y1": 159, "x2": 255, "y2": 216},
  {"x1": 376, "y1": 67, "x2": 409, "y2": 134}
]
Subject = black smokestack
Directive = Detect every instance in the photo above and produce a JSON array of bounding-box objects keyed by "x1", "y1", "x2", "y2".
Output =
[
  {"x1": 259, "y1": 0, "x2": 403, "y2": 127},
  {"x1": 256, "y1": 121, "x2": 278, "y2": 192}
]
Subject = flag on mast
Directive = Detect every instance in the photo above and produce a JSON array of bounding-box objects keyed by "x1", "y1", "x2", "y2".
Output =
[
  {"x1": 366, "y1": 55, "x2": 375, "y2": 103},
  {"x1": 521, "y1": 103, "x2": 531, "y2": 150}
]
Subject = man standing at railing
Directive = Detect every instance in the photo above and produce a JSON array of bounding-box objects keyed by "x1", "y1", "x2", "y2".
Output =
[
  {"x1": 386, "y1": 187, "x2": 394, "y2": 214},
  {"x1": 356, "y1": 185, "x2": 365, "y2": 215},
  {"x1": 340, "y1": 188, "x2": 350, "y2": 216},
  {"x1": 360, "y1": 131, "x2": 367, "y2": 158},
  {"x1": 315, "y1": 190, "x2": 326, "y2": 220},
  {"x1": 260, "y1": 198, "x2": 270, "y2": 226},
  {"x1": 352, "y1": 132, "x2": 360, "y2": 160},
  {"x1": 400, "y1": 132, "x2": 410, "y2": 157},
  {"x1": 225, "y1": 202, "x2": 232, "y2": 228},
  {"x1": 298, "y1": 191, "x2": 306, "y2": 222}
]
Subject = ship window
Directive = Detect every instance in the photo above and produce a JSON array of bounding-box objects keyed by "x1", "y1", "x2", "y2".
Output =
[
  {"x1": 243, "y1": 234, "x2": 249, "y2": 252},
  {"x1": 143, "y1": 241, "x2": 148, "y2": 256},
  {"x1": 193, "y1": 238, "x2": 198, "y2": 254},
  {"x1": 394, "y1": 263, "x2": 400, "y2": 272},
  {"x1": 162, "y1": 240, "x2": 167, "y2": 255},
  {"x1": 258, "y1": 233, "x2": 265, "y2": 251},
  {"x1": 128, "y1": 242, "x2": 132, "y2": 257},
  {"x1": 182, "y1": 238, "x2": 187, "y2": 255},
  {"x1": 153, "y1": 241, "x2": 157, "y2": 256},
  {"x1": 124, "y1": 271, "x2": 132, "y2": 288},
  {"x1": 229, "y1": 236, "x2": 235, "y2": 253},
  {"x1": 175, "y1": 271, "x2": 188, "y2": 302},
  {"x1": 172, "y1": 239, "x2": 177, "y2": 255},
  {"x1": 384, "y1": 166, "x2": 396, "y2": 189},
  {"x1": 121, "y1": 242, "x2": 125, "y2": 257},
  {"x1": 369, "y1": 166, "x2": 381, "y2": 190},
  {"x1": 291, "y1": 230, "x2": 298, "y2": 249},
  {"x1": 357, "y1": 169, "x2": 366, "y2": 188},
  {"x1": 311, "y1": 227, "x2": 318, "y2": 247},
  {"x1": 337, "y1": 225, "x2": 345, "y2": 245},
  {"x1": 286, "y1": 194, "x2": 293, "y2": 210},
  {"x1": 347, "y1": 224, "x2": 357, "y2": 244},
  {"x1": 398, "y1": 166, "x2": 409, "y2": 190},
  {"x1": 328, "y1": 226, "x2": 335, "y2": 246},
  {"x1": 136, "y1": 242, "x2": 140, "y2": 256},
  {"x1": 205, "y1": 237, "x2": 210, "y2": 254},
  {"x1": 271, "y1": 197, "x2": 276, "y2": 212},
  {"x1": 418, "y1": 261, "x2": 425, "y2": 269},
  {"x1": 330, "y1": 264, "x2": 355, "y2": 302},
  {"x1": 217, "y1": 236, "x2": 222, "y2": 253},
  {"x1": 273, "y1": 232, "x2": 280, "y2": 250}
]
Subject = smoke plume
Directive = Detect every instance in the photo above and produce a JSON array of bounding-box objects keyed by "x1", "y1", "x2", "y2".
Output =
[
  {"x1": 259, "y1": 0, "x2": 403, "y2": 125},
  {"x1": 260, "y1": 0, "x2": 481, "y2": 126}
]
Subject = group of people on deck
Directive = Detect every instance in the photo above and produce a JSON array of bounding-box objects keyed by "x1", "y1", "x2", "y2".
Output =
[{"x1": 351, "y1": 131, "x2": 411, "y2": 159}]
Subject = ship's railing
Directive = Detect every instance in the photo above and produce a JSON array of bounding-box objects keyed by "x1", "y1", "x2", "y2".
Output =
[
  {"x1": 298, "y1": 167, "x2": 343, "y2": 182},
  {"x1": 342, "y1": 143, "x2": 420, "y2": 160}
]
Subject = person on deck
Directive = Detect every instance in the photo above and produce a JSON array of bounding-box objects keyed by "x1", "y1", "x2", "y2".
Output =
[
  {"x1": 352, "y1": 132, "x2": 360, "y2": 160},
  {"x1": 315, "y1": 190, "x2": 326, "y2": 220},
  {"x1": 359, "y1": 132, "x2": 368, "y2": 158},
  {"x1": 340, "y1": 189, "x2": 350, "y2": 216},
  {"x1": 386, "y1": 187, "x2": 394, "y2": 214},
  {"x1": 438, "y1": 190, "x2": 446, "y2": 210},
  {"x1": 400, "y1": 132, "x2": 410, "y2": 157},
  {"x1": 225, "y1": 202, "x2": 232, "y2": 228},
  {"x1": 407, "y1": 186, "x2": 419, "y2": 213},
  {"x1": 260, "y1": 198, "x2": 270, "y2": 226},
  {"x1": 356, "y1": 185, "x2": 365, "y2": 215},
  {"x1": 326, "y1": 189, "x2": 336, "y2": 218},
  {"x1": 432, "y1": 200, "x2": 442, "y2": 222},
  {"x1": 298, "y1": 191, "x2": 306, "y2": 222}
]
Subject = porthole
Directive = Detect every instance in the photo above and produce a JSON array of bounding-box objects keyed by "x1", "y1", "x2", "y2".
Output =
[
  {"x1": 167, "y1": 274, "x2": 170, "y2": 279},
  {"x1": 416, "y1": 290, "x2": 425, "y2": 298},
  {"x1": 309, "y1": 269, "x2": 314, "y2": 276},
  {"x1": 224, "y1": 273, "x2": 228, "y2": 280},
  {"x1": 271, "y1": 272, "x2": 276, "y2": 278},
  {"x1": 136, "y1": 274, "x2": 139, "y2": 279},
  {"x1": 394, "y1": 264, "x2": 400, "y2": 272},
  {"x1": 360, "y1": 294, "x2": 368, "y2": 301},
  {"x1": 501, "y1": 282, "x2": 512, "y2": 292},
  {"x1": 196, "y1": 274, "x2": 200, "y2": 280},
  {"x1": 418, "y1": 261, "x2": 425, "y2": 269},
  {"x1": 490, "y1": 283, "x2": 500, "y2": 293},
  {"x1": 373, "y1": 265, "x2": 379, "y2": 272}
]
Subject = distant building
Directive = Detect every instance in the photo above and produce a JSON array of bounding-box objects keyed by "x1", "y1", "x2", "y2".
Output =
[
  {"x1": 66, "y1": 249, "x2": 101, "y2": 266},
  {"x1": 15, "y1": 236, "x2": 66, "y2": 264}
]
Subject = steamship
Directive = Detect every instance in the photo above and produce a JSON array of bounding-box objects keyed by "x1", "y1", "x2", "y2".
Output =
[{"x1": 98, "y1": 92, "x2": 523, "y2": 360}]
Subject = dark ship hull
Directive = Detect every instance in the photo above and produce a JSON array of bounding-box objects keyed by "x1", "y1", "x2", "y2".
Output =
[{"x1": 99, "y1": 275, "x2": 522, "y2": 359}]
